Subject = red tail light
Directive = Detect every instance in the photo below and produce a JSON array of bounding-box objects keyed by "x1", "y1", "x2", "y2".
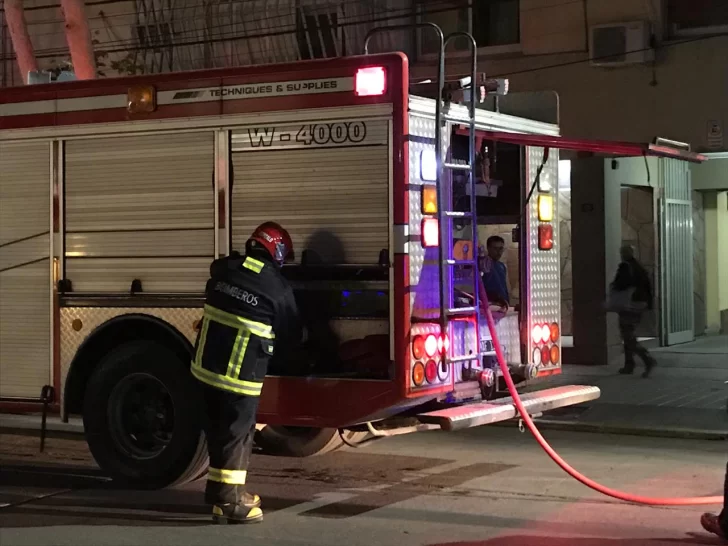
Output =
[
  {"x1": 538, "y1": 224, "x2": 553, "y2": 250},
  {"x1": 540, "y1": 345, "x2": 550, "y2": 365},
  {"x1": 424, "y1": 334, "x2": 438, "y2": 358},
  {"x1": 412, "y1": 335, "x2": 425, "y2": 360},
  {"x1": 422, "y1": 218, "x2": 439, "y2": 247},
  {"x1": 355, "y1": 66, "x2": 386, "y2": 96},
  {"x1": 425, "y1": 360, "x2": 437, "y2": 383}
]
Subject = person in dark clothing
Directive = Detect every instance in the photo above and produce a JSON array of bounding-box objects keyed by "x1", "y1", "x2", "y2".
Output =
[
  {"x1": 191, "y1": 222, "x2": 302, "y2": 524},
  {"x1": 480, "y1": 236, "x2": 510, "y2": 308},
  {"x1": 700, "y1": 463, "x2": 728, "y2": 540},
  {"x1": 610, "y1": 244, "x2": 657, "y2": 378}
]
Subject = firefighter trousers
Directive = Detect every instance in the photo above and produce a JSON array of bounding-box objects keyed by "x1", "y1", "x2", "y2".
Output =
[
  {"x1": 618, "y1": 311, "x2": 655, "y2": 371},
  {"x1": 201, "y1": 383, "x2": 259, "y2": 506}
]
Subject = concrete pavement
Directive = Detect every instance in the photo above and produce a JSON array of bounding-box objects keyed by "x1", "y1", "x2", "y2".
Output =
[
  {"x1": 0, "y1": 424, "x2": 725, "y2": 546},
  {"x1": 531, "y1": 335, "x2": 728, "y2": 439}
]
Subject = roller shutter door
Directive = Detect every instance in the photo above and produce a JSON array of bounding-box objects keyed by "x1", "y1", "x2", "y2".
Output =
[
  {"x1": 64, "y1": 132, "x2": 215, "y2": 293},
  {"x1": 231, "y1": 119, "x2": 390, "y2": 264},
  {"x1": 0, "y1": 141, "x2": 51, "y2": 398}
]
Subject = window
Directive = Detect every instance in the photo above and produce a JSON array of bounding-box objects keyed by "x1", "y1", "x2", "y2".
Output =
[
  {"x1": 296, "y1": 6, "x2": 344, "y2": 60},
  {"x1": 419, "y1": 0, "x2": 520, "y2": 55},
  {"x1": 135, "y1": 22, "x2": 173, "y2": 49},
  {"x1": 472, "y1": 0, "x2": 520, "y2": 47},
  {"x1": 667, "y1": 0, "x2": 728, "y2": 37}
]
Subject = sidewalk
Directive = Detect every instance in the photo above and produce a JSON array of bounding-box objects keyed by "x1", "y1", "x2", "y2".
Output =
[{"x1": 530, "y1": 335, "x2": 728, "y2": 440}]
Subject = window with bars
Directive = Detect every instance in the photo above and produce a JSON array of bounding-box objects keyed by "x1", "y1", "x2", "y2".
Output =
[
  {"x1": 135, "y1": 22, "x2": 174, "y2": 49},
  {"x1": 296, "y1": 6, "x2": 345, "y2": 60}
]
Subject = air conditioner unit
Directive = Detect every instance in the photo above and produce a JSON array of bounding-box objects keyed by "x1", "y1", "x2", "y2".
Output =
[{"x1": 589, "y1": 21, "x2": 654, "y2": 67}]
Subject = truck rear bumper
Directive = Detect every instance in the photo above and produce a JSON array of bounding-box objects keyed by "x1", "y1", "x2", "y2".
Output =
[{"x1": 416, "y1": 385, "x2": 600, "y2": 431}]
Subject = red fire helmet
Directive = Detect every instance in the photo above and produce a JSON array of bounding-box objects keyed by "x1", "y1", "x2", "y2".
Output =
[{"x1": 248, "y1": 222, "x2": 293, "y2": 266}]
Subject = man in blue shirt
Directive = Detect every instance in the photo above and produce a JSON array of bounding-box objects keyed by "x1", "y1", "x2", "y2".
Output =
[{"x1": 480, "y1": 236, "x2": 509, "y2": 308}]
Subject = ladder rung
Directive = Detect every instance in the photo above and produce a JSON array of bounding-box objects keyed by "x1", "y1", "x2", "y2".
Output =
[
  {"x1": 443, "y1": 162, "x2": 471, "y2": 171},
  {"x1": 443, "y1": 211, "x2": 472, "y2": 218},
  {"x1": 442, "y1": 113, "x2": 476, "y2": 124},
  {"x1": 447, "y1": 354, "x2": 481, "y2": 364},
  {"x1": 446, "y1": 259, "x2": 477, "y2": 266},
  {"x1": 447, "y1": 307, "x2": 478, "y2": 317}
]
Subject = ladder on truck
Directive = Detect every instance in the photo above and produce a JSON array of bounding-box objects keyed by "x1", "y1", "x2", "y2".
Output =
[
  {"x1": 364, "y1": 23, "x2": 483, "y2": 376},
  {"x1": 363, "y1": 25, "x2": 602, "y2": 431}
]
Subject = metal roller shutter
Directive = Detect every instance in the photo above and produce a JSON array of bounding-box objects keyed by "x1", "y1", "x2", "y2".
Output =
[
  {"x1": 0, "y1": 141, "x2": 51, "y2": 398},
  {"x1": 64, "y1": 132, "x2": 215, "y2": 293},
  {"x1": 231, "y1": 120, "x2": 390, "y2": 264}
]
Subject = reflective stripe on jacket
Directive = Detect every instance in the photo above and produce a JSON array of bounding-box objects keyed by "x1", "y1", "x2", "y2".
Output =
[{"x1": 191, "y1": 254, "x2": 301, "y2": 397}]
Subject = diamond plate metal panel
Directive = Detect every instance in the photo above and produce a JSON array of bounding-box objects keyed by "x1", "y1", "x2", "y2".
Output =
[
  {"x1": 59, "y1": 307, "x2": 202, "y2": 413},
  {"x1": 408, "y1": 114, "x2": 439, "y2": 320},
  {"x1": 526, "y1": 146, "x2": 561, "y2": 370},
  {"x1": 450, "y1": 319, "x2": 479, "y2": 383},
  {"x1": 481, "y1": 313, "x2": 520, "y2": 365}
]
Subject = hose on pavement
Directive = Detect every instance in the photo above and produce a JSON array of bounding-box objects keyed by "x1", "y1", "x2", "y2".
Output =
[{"x1": 481, "y1": 298, "x2": 722, "y2": 506}]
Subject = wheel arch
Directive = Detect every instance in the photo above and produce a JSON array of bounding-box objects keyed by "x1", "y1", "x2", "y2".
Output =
[{"x1": 63, "y1": 313, "x2": 194, "y2": 418}]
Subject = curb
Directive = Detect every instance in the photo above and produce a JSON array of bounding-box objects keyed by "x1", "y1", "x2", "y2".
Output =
[{"x1": 529, "y1": 418, "x2": 728, "y2": 441}]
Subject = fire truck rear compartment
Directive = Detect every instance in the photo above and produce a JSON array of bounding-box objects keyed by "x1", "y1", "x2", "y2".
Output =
[
  {"x1": 277, "y1": 264, "x2": 391, "y2": 380},
  {"x1": 230, "y1": 121, "x2": 393, "y2": 381}
]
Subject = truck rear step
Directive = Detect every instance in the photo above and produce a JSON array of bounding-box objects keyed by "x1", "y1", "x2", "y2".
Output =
[{"x1": 417, "y1": 385, "x2": 601, "y2": 431}]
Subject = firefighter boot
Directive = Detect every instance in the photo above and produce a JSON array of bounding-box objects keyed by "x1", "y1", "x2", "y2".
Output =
[
  {"x1": 700, "y1": 513, "x2": 727, "y2": 541},
  {"x1": 212, "y1": 503, "x2": 263, "y2": 525},
  {"x1": 242, "y1": 491, "x2": 261, "y2": 509}
]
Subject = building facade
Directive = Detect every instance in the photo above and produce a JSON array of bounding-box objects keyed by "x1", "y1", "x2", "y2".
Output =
[{"x1": 3, "y1": 0, "x2": 726, "y2": 351}]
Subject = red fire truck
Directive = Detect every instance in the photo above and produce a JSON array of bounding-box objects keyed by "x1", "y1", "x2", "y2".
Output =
[{"x1": 1, "y1": 28, "x2": 699, "y2": 488}]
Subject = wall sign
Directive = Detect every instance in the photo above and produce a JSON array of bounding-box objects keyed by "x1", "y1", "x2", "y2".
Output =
[{"x1": 707, "y1": 119, "x2": 724, "y2": 150}]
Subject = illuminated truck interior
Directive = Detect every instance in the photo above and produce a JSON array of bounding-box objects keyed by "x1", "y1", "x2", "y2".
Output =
[
  {"x1": 275, "y1": 263, "x2": 390, "y2": 380},
  {"x1": 449, "y1": 130, "x2": 561, "y2": 381}
]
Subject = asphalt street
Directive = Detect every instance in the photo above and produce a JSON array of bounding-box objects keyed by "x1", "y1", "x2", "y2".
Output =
[{"x1": 0, "y1": 424, "x2": 725, "y2": 546}]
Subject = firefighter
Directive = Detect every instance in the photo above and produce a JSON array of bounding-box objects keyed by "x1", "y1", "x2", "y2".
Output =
[{"x1": 191, "y1": 222, "x2": 302, "y2": 525}]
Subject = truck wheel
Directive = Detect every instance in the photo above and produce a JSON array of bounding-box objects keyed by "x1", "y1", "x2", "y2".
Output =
[
  {"x1": 83, "y1": 340, "x2": 208, "y2": 489},
  {"x1": 254, "y1": 426, "x2": 369, "y2": 457}
]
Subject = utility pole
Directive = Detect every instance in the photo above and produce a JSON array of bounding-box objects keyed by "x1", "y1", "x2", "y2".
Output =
[
  {"x1": 60, "y1": 0, "x2": 97, "y2": 79},
  {"x1": 4, "y1": 0, "x2": 38, "y2": 84}
]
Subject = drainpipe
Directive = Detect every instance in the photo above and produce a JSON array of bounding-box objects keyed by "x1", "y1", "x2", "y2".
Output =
[
  {"x1": 60, "y1": 0, "x2": 97, "y2": 79},
  {"x1": 4, "y1": 0, "x2": 38, "y2": 84}
]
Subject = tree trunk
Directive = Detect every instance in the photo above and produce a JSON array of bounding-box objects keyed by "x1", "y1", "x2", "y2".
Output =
[
  {"x1": 4, "y1": 0, "x2": 38, "y2": 84},
  {"x1": 60, "y1": 0, "x2": 97, "y2": 79}
]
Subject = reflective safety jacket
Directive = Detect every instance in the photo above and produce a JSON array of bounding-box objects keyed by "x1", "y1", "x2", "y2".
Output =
[{"x1": 192, "y1": 252, "x2": 301, "y2": 397}]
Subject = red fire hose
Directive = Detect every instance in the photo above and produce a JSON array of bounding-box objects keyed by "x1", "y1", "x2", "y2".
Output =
[{"x1": 482, "y1": 302, "x2": 722, "y2": 507}]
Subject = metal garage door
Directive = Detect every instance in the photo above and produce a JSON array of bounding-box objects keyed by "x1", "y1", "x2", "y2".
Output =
[
  {"x1": 64, "y1": 132, "x2": 215, "y2": 293},
  {"x1": 230, "y1": 119, "x2": 390, "y2": 264},
  {"x1": 659, "y1": 158, "x2": 695, "y2": 345},
  {"x1": 0, "y1": 141, "x2": 51, "y2": 398}
]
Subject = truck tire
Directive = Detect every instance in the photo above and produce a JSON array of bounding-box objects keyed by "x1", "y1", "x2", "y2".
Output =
[
  {"x1": 254, "y1": 426, "x2": 369, "y2": 457},
  {"x1": 83, "y1": 340, "x2": 208, "y2": 489}
]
